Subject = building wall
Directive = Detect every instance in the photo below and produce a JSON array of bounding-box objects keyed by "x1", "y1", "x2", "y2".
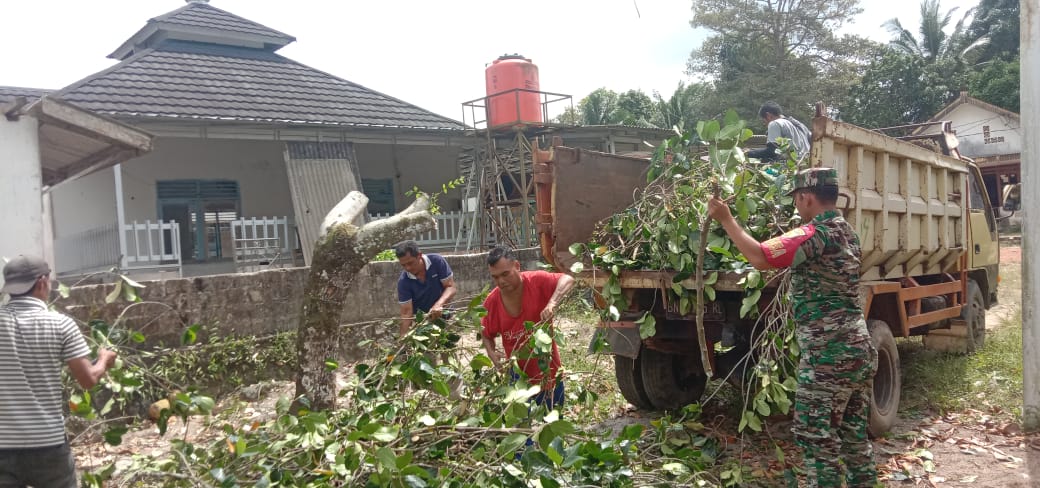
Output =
[
  {"x1": 121, "y1": 138, "x2": 295, "y2": 222},
  {"x1": 946, "y1": 104, "x2": 1021, "y2": 158},
  {"x1": 51, "y1": 168, "x2": 117, "y2": 237},
  {"x1": 354, "y1": 143, "x2": 464, "y2": 212},
  {"x1": 59, "y1": 249, "x2": 544, "y2": 360},
  {"x1": 0, "y1": 116, "x2": 44, "y2": 260}
]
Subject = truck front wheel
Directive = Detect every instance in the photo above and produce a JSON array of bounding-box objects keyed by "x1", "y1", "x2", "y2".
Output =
[
  {"x1": 963, "y1": 279, "x2": 986, "y2": 353},
  {"x1": 640, "y1": 348, "x2": 706, "y2": 410},
  {"x1": 868, "y1": 319, "x2": 901, "y2": 437},
  {"x1": 614, "y1": 354, "x2": 653, "y2": 410}
]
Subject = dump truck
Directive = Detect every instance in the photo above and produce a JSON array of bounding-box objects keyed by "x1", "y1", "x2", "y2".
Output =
[{"x1": 532, "y1": 105, "x2": 1000, "y2": 436}]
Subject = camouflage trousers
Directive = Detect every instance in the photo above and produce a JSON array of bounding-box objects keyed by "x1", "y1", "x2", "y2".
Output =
[{"x1": 793, "y1": 324, "x2": 879, "y2": 487}]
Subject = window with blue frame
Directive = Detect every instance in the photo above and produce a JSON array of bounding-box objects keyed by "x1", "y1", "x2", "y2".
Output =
[{"x1": 157, "y1": 180, "x2": 240, "y2": 261}]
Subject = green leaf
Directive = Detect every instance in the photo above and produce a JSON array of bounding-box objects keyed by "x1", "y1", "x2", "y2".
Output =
[
  {"x1": 569, "y1": 262, "x2": 584, "y2": 273},
  {"x1": 181, "y1": 324, "x2": 200, "y2": 345},
  {"x1": 637, "y1": 313, "x2": 656, "y2": 339},
  {"x1": 431, "y1": 379, "x2": 450, "y2": 397},
  {"x1": 497, "y1": 433, "x2": 529, "y2": 457},
  {"x1": 57, "y1": 282, "x2": 70, "y2": 299},
  {"x1": 470, "y1": 354, "x2": 493, "y2": 370},
  {"x1": 104, "y1": 281, "x2": 122, "y2": 304},
  {"x1": 375, "y1": 447, "x2": 397, "y2": 471},
  {"x1": 324, "y1": 359, "x2": 339, "y2": 371},
  {"x1": 192, "y1": 395, "x2": 216, "y2": 414},
  {"x1": 129, "y1": 331, "x2": 146, "y2": 343},
  {"x1": 699, "y1": 120, "x2": 721, "y2": 141},
  {"x1": 704, "y1": 285, "x2": 716, "y2": 301},
  {"x1": 370, "y1": 425, "x2": 399, "y2": 442},
  {"x1": 740, "y1": 289, "x2": 762, "y2": 318},
  {"x1": 103, "y1": 426, "x2": 128, "y2": 446},
  {"x1": 703, "y1": 271, "x2": 718, "y2": 286},
  {"x1": 568, "y1": 243, "x2": 585, "y2": 257},
  {"x1": 418, "y1": 414, "x2": 436, "y2": 426}
]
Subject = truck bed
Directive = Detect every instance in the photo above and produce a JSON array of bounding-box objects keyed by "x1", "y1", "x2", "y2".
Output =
[{"x1": 534, "y1": 114, "x2": 972, "y2": 285}]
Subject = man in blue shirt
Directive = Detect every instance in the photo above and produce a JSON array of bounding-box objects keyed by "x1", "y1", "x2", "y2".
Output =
[{"x1": 395, "y1": 241, "x2": 457, "y2": 338}]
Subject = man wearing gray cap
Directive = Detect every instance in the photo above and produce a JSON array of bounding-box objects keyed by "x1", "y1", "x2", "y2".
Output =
[{"x1": 0, "y1": 255, "x2": 118, "y2": 487}]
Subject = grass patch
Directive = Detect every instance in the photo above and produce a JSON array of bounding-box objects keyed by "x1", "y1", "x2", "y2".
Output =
[{"x1": 899, "y1": 307, "x2": 1023, "y2": 420}]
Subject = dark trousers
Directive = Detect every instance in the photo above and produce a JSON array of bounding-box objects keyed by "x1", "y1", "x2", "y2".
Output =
[{"x1": 0, "y1": 443, "x2": 77, "y2": 488}]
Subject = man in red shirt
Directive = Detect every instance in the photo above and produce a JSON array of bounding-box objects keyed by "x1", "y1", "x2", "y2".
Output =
[{"x1": 481, "y1": 247, "x2": 575, "y2": 407}]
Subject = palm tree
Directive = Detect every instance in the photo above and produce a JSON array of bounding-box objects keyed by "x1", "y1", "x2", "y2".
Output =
[{"x1": 882, "y1": 0, "x2": 988, "y2": 63}]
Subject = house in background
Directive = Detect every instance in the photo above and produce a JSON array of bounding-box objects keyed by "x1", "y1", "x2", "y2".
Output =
[
  {"x1": 44, "y1": 0, "x2": 471, "y2": 278},
  {"x1": 919, "y1": 91, "x2": 1021, "y2": 210},
  {"x1": 7, "y1": 1, "x2": 674, "y2": 280}
]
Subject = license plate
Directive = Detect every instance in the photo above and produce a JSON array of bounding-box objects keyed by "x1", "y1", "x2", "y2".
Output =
[{"x1": 665, "y1": 299, "x2": 725, "y2": 321}]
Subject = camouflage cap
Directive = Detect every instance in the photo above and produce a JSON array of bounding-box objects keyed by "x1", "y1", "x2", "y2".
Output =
[{"x1": 787, "y1": 167, "x2": 838, "y2": 195}]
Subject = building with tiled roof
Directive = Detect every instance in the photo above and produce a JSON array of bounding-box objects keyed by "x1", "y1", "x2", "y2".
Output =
[{"x1": 47, "y1": 0, "x2": 474, "y2": 277}]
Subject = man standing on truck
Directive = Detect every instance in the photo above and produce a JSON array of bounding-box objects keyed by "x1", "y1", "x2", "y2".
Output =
[
  {"x1": 707, "y1": 168, "x2": 878, "y2": 487},
  {"x1": 745, "y1": 101, "x2": 811, "y2": 164},
  {"x1": 395, "y1": 240, "x2": 457, "y2": 339},
  {"x1": 481, "y1": 246, "x2": 575, "y2": 408}
]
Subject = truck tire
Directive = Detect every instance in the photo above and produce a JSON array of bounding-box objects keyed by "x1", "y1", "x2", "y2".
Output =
[
  {"x1": 868, "y1": 319, "x2": 900, "y2": 437},
  {"x1": 640, "y1": 348, "x2": 706, "y2": 410},
  {"x1": 614, "y1": 354, "x2": 653, "y2": 410},
  {"x1": 963, "y1": 280, "x2": 986, "y2": 353}
]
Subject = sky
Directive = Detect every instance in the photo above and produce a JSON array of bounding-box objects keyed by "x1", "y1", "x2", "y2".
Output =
[{"x1": 2, "y1": 0, "x2": 981, "y2": 122}]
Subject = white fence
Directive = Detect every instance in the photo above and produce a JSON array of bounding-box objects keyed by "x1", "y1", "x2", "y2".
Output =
[
  {"x1": 123, "y1": 220, "x2": 182, "y2": 274},
  {"x1": 54, "y1": 223, "x2": 121, "y2": 275},
  {"x1": 231, "y1": 216, "x2": 296, "y2": 272},
  {"x1": 55, "y1": 221, "x2": 183, "y2": 277},
  {"x1": 368, "y1": 211, "x2": 471, "y2": 250}
]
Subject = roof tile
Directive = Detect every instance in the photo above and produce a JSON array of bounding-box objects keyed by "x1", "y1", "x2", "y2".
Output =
[{"x1": 59, "y1": 40, "x2": 465, "y2": 130}]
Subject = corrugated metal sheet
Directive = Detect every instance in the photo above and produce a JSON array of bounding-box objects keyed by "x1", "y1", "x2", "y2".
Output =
[{"x1": 284, "y1": 142, "x2": 363, "y2": 265}]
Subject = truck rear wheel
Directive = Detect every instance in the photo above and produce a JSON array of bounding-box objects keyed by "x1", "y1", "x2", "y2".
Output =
[
  {"x1": 640, "y1": 348, "x2": 706, "y2": 410},
  {"x1": 868, "y1": 319, "x2": 900, "y2": 437},
  {"x1": 614, "y1": 354, "x2": 653, "y2": 410},
  {"x1": 963, "y1": 280, "x2": 986, "y2": 353}
]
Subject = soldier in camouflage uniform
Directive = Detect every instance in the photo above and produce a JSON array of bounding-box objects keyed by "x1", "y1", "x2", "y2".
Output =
[{"x1": 708, "y1": 167, "x2": 879, "y2": 487}]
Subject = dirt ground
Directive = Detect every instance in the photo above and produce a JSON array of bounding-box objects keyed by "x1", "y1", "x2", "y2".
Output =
[{"x1": 72, "y1": 245, "x2": 1038, "y2": 486}]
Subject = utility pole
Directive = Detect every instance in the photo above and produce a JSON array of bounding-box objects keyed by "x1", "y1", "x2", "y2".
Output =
[{"x1": 1021, "y1": 0, "x2": 1039, "y2": 432}]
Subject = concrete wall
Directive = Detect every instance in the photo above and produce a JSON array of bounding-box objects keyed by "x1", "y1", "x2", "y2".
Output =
[
  {"x1": 0, "y1": 116, "x2": 44, "y2": 261},
  {"x1": 59, "y1": 249, "x2": 543, "y2": 359}
]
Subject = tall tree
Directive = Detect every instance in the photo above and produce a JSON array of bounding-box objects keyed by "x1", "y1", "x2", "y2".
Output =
[
  {"x1": 963, "y1": 0, "x2": 1019, "y2": 62},
  {"x1": 968, "y1": 56, "x2": 1020, "y2": 112},
  {"x1": 652, "y1": 82, "x2": 710, "y2": 131},
  {"x1": 615, "y1": 89, "x2": 657, "y2": 126},
  {"x1": 843, "y1": 49, "x2": 954, "y2": 128},
  {"x1": 687, "y1": 0, "x2": 868, "y2": 126},
  {"x1": 578, "y1": 88, "x2": 619, "y2": 126},
  {"x1": 881, "y1": 0, "x2": 988, "y2": 63}
]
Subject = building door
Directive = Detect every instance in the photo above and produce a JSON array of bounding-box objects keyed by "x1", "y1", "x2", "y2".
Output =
[{"x1": 157, "y1": 180, "x2": 240, "y2": 262}]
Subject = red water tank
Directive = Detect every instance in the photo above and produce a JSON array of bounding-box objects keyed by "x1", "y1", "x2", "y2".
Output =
[{"x1": 485, "y1": 54, "x2": 542, "y2": 128}]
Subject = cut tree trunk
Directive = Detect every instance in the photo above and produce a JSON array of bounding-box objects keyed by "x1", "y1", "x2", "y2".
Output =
[{"x1": 293, "y1": 192, "x2": 435, "y2": 412}]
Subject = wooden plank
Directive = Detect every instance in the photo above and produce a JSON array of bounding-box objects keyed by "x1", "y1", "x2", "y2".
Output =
[
  {"x1": 907, "y1": 306, "x2": 963, "y2": 327},
  {"x1": 899, "y1": 280, "x2": 963, "y2": 301},
  {"x1": 36, "y1": 97, "x2": 152, "y2": 150}
]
